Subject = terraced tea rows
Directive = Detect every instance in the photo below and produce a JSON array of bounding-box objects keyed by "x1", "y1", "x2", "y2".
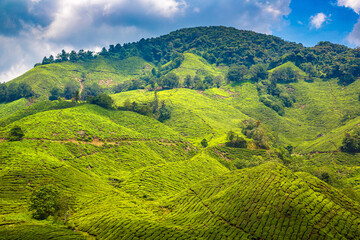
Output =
[{"x1": 67, "y1": 162, "x2": 360, "y2": 239}]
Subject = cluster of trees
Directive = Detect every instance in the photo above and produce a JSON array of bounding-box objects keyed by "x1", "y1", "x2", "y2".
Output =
[
  {"x1": 113, "y1": 72, "x2": 222, "y2": 93},
  {"x1": 0, "y1": 82, "x2": 34, "y2": 103},
  {"x1": 226, "y1": 64, "x2": 268, "y2": 83},
  {"x1": 270, "y1": 66, "x2": 299, "y2": 84},
  {"x1": 87, "y1": 94, "x2": 114, "y2": 109},
  {"x1": 241, "y1": 119, "x2": 269, "y2": 149},
  {"x1": 341, "y1": 128, "x2": 360, "y2": 153},
  {"x1": 257, "y1": 78, "x2": 296, "y2": 116},
  {"x1": 38, "y1": 49, "x2": 95, "y2": 66},
  {"x1": 269, "y1": 41, "x2": 360, "y2": 85},
  {"x1": 49, "y1": 82, "x2": 104, "y2": 102},
  {"x1": 49, "y1": 82, "x2": 79, "y2": 101},
  {"x1": 29, "y1": 185, "x2": 75, "y2": 222},
  {"x1": 119, "y1": 92, "x2": 171, "y2": 122},
  {"x1": 37, "y1": 27, "x2": 359, "y2": 89},
  {"x1": 226, "y1": 131, "x2": 247, "y2": 148},
  {"x1": 37, "y1": 26, "x2": 301, "y2": 70}
]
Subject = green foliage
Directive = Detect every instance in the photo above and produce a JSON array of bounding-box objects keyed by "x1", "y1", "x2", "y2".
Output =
[
  {"x1": 87, "y1": 94, "x2": 114, "y2": 109},
  {"x1": 49, "y1": 87, "x2": 63, "y2": 101},
  {"x1": 227, "y1": 65, "x2": 249, "y2": 83},
  {"x1": 285, "y1": 145, "x2": 293, "y2": 154},
  {"x1": 29, "y1": 185, "x2": 61, "y2": 220},
  {"x1": 161, "y1": 72, "x2": 180, "y2": 89},
  {"x1": 341, "y1": 128, "x2": 360, "y2": 153},
  {"x1": 250, "y1": 63, "x2": 268, "y2": 81},
  {"x1": 158, "y1": 101, "x2": 171, "y2": 122},
  {"x1": 270, "y1": 65, "x2": 299, "y2": 83},
  {"x1": 201, "y1": 138, "x2": 208, "y2": 147},
  {"x1": 3, "y1": 26, "x2": 360, "y2": 240},
  {"x1": 242, "y1": 119, "x2": 269, "y2": 149},
  {"x1": 81, "y1": 83, "x2": 103, "y2": 100},
  {"x1": 0, "y1": 82, "x2": 34, "y2": 103},
  {"x1": 7, "y1": 125, "x2": 24, "y2": 141},
  {"x1": 225, "y1": 131, "x2": 247, "y2": 148},
  {"x1": 63, "y1": 81, "x2": 79, "y2": 100}
]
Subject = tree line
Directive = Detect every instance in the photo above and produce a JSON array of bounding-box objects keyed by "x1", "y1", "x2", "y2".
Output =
[{"x1": 0, "y1": 82, "x2": 34, "y2": 103}]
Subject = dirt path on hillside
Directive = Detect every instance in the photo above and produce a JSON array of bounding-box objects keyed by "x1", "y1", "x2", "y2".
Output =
[
  {"x1": 76, "y1": 77, "x2": 84, "y2": 96},
  {"x1": 9, "y1": 137, "x2": 189, "y2": 147}
]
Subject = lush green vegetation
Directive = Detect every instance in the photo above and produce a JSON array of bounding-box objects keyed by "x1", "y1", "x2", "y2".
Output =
[{"x1": 1, "y1": 26, "x2": 360, "y2": 239}]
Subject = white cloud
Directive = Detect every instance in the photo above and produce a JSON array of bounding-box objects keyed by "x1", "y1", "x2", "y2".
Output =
[
  {"x1": 0, "y1": 0, "x2": 292, "y2": 82},
  {"x1": 337, "y1": 0, "x2": 360, "y2": 14},
  {"x1": 348, "y1": 18, "x2": 360, "y2": 45},
  {"x1": 310, "y1": 13, "x2": 329, "y2": 29},
  {"x1": 336, "y1": 0, "x2": 360, "y2": 46}
]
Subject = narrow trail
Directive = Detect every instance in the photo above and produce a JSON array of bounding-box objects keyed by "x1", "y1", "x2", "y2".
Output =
[
  {"x1": 0, "y1": 137, "x2": 190, "y2": 147},
  {"x1": 77, "y1": 78, "x2": 84, "y2": 95}
]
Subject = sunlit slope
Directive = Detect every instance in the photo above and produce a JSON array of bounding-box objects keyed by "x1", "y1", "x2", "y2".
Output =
[
  {"x1": 0, "y1": 98, "x2": 28, "y2": 119},
  {"x1": 203, "y1": 77, "x2": 360, "y2": 151},
  {"x1": 9, "y1": 56, "x2": 152, "y2": 97},
  {"x1": 0, "y1": 104, "x2": 182, "y2": 141},
  {"x1": 169, "y1": 53, "x2": 227, "y2": 80},
  {"x1": 71, "y1": 162, "x2": 360, "y2": 239},
  {"x1": 112, "y1": 88, "x2": 249, "y2": 144}
]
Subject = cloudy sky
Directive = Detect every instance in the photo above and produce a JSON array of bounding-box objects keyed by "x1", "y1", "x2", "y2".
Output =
[{"x1": 0, "y1": 0, "x2": 359, "y2": 82}]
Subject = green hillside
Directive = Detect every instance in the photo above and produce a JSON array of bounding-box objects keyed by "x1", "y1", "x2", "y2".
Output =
[
  {"x1": 1, "y1": 26, "x2": 360, "y2": 239},
  {"x1": 9, "y1": 56, "x2": 152, "y2": 98}
]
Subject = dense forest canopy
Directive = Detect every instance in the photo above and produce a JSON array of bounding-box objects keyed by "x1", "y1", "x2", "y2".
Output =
[{"x1": 37, "y1": 26, "x2": 360, "y2": 86}]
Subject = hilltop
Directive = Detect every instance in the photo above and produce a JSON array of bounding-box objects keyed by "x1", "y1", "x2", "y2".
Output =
[{"x1": 0, "y1": 26, "x2": 360, "y2": 239}]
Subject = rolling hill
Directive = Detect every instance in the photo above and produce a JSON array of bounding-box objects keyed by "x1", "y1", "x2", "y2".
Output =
[{"x1": 1, "y1": 26, "x2": 360, "y2": 239}]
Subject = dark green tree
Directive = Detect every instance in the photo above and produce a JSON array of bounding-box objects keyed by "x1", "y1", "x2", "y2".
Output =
[
  {"x1": 158, "y1": 101, "x2": 171, "y2": 122},
  {"x1": 49, "y1": 87, "x2": 62, "y2": 101},
  {"x1": 0, "y1": 83, "x2": 7, "y2": 102},
  {"x1": 73, "y1": 90, "x2": 80, "y2": 102},
  {"x1": 6, "y1": 83, "x2": 19, "y2": 101},
  {"x1": 63, "y1": 81, "x2": 78, "y2": 100},
  {"x1": 18, "y1": 82, "x2": 33, "y2": 98},
  {"x1": 30, "y1": 185, "x2": 60, "y2": 220},
  {"x1": 29, "y1": 185, "x2": 75, "y2": 222},
  {"x1": 8, "y1": 125, "x2": 24, "y2": 141},
  {"x1": 82, "y1": 83, "x2": 103, "y2": 100},
  {"x1": 341, "y1": 130, "x2": 360, "y2": 153},
  {"x1": 69, "y1": 50, "x2": 78, "y2": 62},
  {"x1": 227, "y1": 65, "x2": 248, "y2": 83},
  {"x1": 184, "y1": 75, "x2": 193, "y2": 88},
  {"x1": 226, "y1": 131, "x2": 247, "y2": 148},
  {"x1": 162, "y1": 73, "x2": 179, "y2": 89},
  {"x1": 201, "y1": 138, "x2": 208, "y2": 148},
  {"x1": 250, "y1": 64, "x2": 268, "y2": 81},
  {"x1": 87, "y1": 94, "x2": 114, "y2": 109}
]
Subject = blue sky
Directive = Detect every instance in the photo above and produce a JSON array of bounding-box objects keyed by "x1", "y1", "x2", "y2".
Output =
[{"x1": 0, "y1": 0, "x2": 359, "y2": 82}]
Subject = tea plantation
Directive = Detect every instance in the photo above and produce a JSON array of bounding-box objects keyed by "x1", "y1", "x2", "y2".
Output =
[{"x1": 1, "y1": 26, "x2": 360, "y2": 239}]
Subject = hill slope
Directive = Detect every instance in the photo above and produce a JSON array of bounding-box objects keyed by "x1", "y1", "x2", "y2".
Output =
[{"x1": 1, "y1": 26, "x2": 360, "y2": 240}]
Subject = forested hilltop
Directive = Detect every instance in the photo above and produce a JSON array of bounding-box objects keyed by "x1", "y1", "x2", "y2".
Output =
[{"x1": 1, "y1": 26, "x2": 360, "y2": 240}]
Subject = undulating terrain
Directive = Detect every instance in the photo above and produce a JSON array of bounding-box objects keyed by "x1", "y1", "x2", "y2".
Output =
[{"x1": 1, "y1": 26, "x2": 360, "y2": 239}]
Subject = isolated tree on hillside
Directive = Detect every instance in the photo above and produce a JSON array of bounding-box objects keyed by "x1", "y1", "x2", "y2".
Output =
[
  {"x1": 8, "y1": 125, "x2": 24, "y2": 141},
  {"x1": 158, "y1": 100, "x2": 171, "y2": 122},
  {"x1": 87, "y1": 94, "x2": 114, "y2": 109},
  {"x1": 201, "y1": 138, "x2": 208, "y2": 148},
  {"x1": 29, "y1": 185, "x2": 75, "y2": 221}
]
